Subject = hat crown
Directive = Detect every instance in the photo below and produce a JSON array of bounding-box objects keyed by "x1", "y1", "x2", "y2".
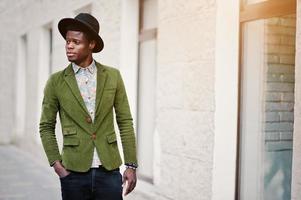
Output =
[
  {"x1": 75, "y1": 13, "x2": 99, "y2": 34},
  {"x1": 58, "y1": 13, "x2": 104, "y2": 52}
]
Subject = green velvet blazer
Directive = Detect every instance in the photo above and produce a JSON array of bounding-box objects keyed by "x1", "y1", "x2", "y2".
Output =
[{"x1": 39, "y1": 61, "x2": 137, "y2": 172}]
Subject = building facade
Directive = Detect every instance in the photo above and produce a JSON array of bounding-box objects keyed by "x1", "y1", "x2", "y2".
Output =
[{"x1": 0, "y1": 0, "x2": 301, "y2": 199}]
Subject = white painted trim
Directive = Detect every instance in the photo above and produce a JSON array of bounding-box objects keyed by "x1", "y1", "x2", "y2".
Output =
[
  {"x1": 119, "y1": 1, "x2": 160, "y2": 195},
  {"x1": 14, "y1": 35, "x2": 27, "y2": 141},
  {"x1": 120, "y1": 0, "x2": 139, "y2": 132},
  {"x1": 239, "y1": 20, "x2": 265, "y2": 200},
  {"x1": 212, "y1": 0, "x2": 240, "y2": 199},
  {"x1": 36, "y1": 26, "x2": 52, "y2": 145}
]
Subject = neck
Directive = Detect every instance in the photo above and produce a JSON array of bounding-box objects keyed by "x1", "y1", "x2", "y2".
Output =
[{"x1": 74, "y1": 55, "x2": 93, "y2": 68}]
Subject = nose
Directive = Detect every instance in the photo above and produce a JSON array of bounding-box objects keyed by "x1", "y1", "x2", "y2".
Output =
[{"x1": 66, "y1": 42, "x2": 74, "y2": 49}]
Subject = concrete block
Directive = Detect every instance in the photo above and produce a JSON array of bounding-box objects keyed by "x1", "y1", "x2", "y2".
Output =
[
  {"x1": 267, "y1": 73, "x2": 294, "y2": 83},
  {"x1": 265, "y1": 102, "x2": 294, "y2": 112},
  {"x1": 268, "y1": 64, "x2": 294, "y2": 74},
  {"x1": 183, "y1": 61, "x2": 214, "y2": 111},
  {"x1": 280, "y1": 73, "x2": 295, "y2": 83},
  {"x1": 282, "y1": 92, "x2": 295, "y2": 102},
  {"x1": 265, "y1": 112, "x2": 280, "y2": 122},
  {"x1": 157, "y1": 63, "x2": 184, "y2": 109},
  {"x1": 178, "y1": 157, "x2": 212, "y2": 200},
  {"x1": 265, "y1": 92, "x2": 282, "y2": 101},
  {"x1": 267, "y1": 35, "x2": 281, "y2": 45},
  {"x1": 158, "y1": 110, "x2": 214, "y2": 160},
  {"x1": 279, "y1": 45, "x2": 295, "y2": 55},
  {"x1": 159, "y1": 0, "x2": 215, "y2": 23},
  {"x1": 265, "y1": 141, "x2": 293, "y2": 151},
  {"x1": 265, "y1": 122, "x2": 293, "y2": 132},
  {"x1": 281, "y1": 35, "x2": 296, "y2": 46},
  {"x1": 280, "y1": 132, "x2": 293, "y2": 141},
  {"x1": 266, "y1": 25, "x2": 296, "y2": 36},
  {"x1": 266, "y1": 18, "x2": 280, "y2": 25},
  {"x1": 280, "y1": 112, "x2": 294, "y2": 122},
  {"x1": 280, "y1": 55, "x2": 296, "y2": 65},
  {"x1": 267, "y1": 54, "x2": 280, "y2": 64},
  {"x1": 266, "y1": 82, "x2": 294, "y2": 92},
  {"x1": 158, "y1": 11, "x2": 216, "y2": 65},
  {"x1": 265, "y1": 132, "x2": 280, "y2": 141},
  {"x1": 280, "y1": 18, "x2": 296, "y2": 27}
]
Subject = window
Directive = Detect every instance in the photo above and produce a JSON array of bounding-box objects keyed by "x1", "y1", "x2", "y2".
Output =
[
  {"x1": 36, "y1": 23, "x2": 54, "y2": 144},
  {"x1": 15, "y1": 34, "x2": 27, "y2": 140},
  {"x1": 238, "y1": 1, "x2": 296, "y2": 199},
  {"x1": 137, "y1": 0, "x2": 157, "y2": 183}
]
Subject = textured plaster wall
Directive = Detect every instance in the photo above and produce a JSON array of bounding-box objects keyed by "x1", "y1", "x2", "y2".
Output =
[{"x1": 156, "y1": 0, "x2": 216, "y2": 199}]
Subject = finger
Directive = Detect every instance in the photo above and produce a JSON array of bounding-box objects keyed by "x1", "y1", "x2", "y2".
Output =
[
  {"x1": 122, "y1": 174, "x2": 127, "y2": 184},
  {"x1": 125, "y1": 179, "x2": 136, "y2": 195},
  {"x1": 124, "y1": 180, "x2": 131, "y2": 196}
]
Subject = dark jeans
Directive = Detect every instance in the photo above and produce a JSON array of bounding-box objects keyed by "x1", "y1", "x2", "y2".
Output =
[{"x1": 60, "y1": 166, "x2": 123, "y2": 200}]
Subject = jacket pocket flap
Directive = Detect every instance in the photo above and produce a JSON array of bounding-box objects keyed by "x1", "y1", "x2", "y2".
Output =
[
  {"x1": 63, "y1": 138, "x2": 80, "y2": 146},
  {"x1": 63, "y1": 127, "x2": 77, "y2": 136},
  {"x1": 106, "y1": 133, "x2": 117, "y2": 143}
]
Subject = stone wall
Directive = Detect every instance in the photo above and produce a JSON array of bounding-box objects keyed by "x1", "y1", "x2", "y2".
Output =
[
  {"x1": 264, "y1": 14, "x2": 296, "y2": 200},
  {"x1": 265, "y1": 15, "x2": 296, "y2": 151},
  {"x1": 156, "y1": 0, "x2": 216, "y2": 199}
]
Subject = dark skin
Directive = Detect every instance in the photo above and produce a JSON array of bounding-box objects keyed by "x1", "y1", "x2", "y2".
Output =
[{"x1": 53, "y1": 30, "x2": 137, "y2": 196}]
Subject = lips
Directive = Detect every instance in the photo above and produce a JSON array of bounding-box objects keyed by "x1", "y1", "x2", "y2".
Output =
[{"x1": 67, "y1": 52, "x2": 76, "y2": 56}]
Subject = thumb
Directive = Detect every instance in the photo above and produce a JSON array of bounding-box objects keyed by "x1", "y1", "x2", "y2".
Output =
[{"x1": 122, "y1": 173, "x2": 127, "y2": 184}]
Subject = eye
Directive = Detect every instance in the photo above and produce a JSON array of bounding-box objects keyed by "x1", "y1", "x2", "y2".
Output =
[
  {"x1": 66, "y1": 40, "x2": 71, "y2": 44},
  {"x1": 75, "y1": 40, "x2": 80, "y2": 45}
]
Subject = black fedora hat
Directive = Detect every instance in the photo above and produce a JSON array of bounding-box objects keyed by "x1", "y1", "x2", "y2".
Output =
[{"x1": 58, "y1": 13, "x2": 104, "y2": 53}]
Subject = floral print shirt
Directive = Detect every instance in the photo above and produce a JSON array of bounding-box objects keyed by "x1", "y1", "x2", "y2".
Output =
[{"x1": 72, "y1": 60, "x2": 101, "y2": 167}]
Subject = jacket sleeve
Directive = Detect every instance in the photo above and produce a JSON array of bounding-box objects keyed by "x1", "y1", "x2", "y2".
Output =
[
  {"x1": 39, "y1": 75, "x2": 61, "y2": 166},
  {"x1": 114, "y1": 70, "x2": 138, "y2": 166}
]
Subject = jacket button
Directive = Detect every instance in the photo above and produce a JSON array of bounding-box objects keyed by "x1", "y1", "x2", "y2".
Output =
[
  {"x1": 86, "y1": 117, "x2": 92, "y2": 123},
  {"x1": 92, "y1": 133, "x2": 96, "y2": 140}
]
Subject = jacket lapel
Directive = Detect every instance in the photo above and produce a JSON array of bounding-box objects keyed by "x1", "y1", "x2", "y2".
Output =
[
  {"x1": 95, "y1": 62, "x2": 108, "y2": 115},
  {"x1": 63, "y1": 64, "x2": 89, "y2": 115}
]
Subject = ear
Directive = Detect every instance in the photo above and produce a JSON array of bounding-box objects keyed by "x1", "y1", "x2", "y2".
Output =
[{"x1": 89, "y1": 40, "x2": 96, "y2": 51}]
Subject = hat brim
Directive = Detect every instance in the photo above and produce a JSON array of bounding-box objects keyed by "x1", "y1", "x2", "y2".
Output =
[{"x1": 58, "y1": 18, "x2": 104, "y2": 53}]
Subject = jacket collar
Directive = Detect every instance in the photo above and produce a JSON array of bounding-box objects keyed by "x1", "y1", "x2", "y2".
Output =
[
  {"x1": 63, "y1": 60, "x2": 108, "y2": 120},
  {"x1": 64, "y1": 60, "x2": 105, "y2": 76}
]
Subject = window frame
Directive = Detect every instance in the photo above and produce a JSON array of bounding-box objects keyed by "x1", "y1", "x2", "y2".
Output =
[{"x1": 236, "y1": 0, "x2": 297, "y2": 199}]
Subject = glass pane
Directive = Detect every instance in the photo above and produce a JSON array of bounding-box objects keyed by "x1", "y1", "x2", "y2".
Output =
[
  {"x1": 243, "y1": 0, "x2": 267, "y2": 5},
  {"x1": 243, "y1": 0, "x2": 287, "y2": 6},
  {"x1": 239, "y1": 14, "x2": 296, "y2": 200},
  {"x1": 142, "y1": 0, "x2": 157, "y2": 30},
  {"x1": 137, "y1": 39, "x2": 157, "y2": 181}
]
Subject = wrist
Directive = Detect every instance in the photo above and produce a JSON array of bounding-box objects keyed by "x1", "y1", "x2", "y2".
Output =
[
  {"x1": 125, "y1": 163, "x2": 138, "y2": 170},
  {"x1": 53, "y1": 161, "x2": 63, "y2": 169}
]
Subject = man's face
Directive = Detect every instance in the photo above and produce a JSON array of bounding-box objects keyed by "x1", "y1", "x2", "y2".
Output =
[{"x1": 65, "y1": 30, "x2": 95, "y2": 64}]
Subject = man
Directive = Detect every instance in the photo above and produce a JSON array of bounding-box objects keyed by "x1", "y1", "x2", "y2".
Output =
[{"x1": 39, "y1": 13, "x2": 138, "y2": 200}]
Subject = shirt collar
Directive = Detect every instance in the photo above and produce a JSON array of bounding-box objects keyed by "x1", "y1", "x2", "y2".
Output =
[{"x1": 72, "y1": 60, "x2": 96, "y2": 74}]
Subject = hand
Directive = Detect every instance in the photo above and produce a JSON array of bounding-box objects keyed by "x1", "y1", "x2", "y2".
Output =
[
  {"x1": 122, "y1": 168, "x2": 137, "y2": 196},
  {"x1": 53, "y1": 161, "x2": 70, "y2": 178}
]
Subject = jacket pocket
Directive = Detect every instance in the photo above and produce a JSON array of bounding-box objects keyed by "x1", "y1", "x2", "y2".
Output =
[
  {"x1": 63, "y1": 137, "x2": 80, "y2": 146},
  {"x1": 63, "y1": 127, "x2": 77, "y2": 136},
  {"x1": 106, "y1": 132, "x2": 117, "y2": 143}
]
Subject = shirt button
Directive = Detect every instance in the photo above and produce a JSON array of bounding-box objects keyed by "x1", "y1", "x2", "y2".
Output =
[
  {"x1": 86, "y1": 117, "x2": 92, "y2": 123},
  {"x1": 92, "y1": 133, "x2": 96, "y2": 140}
]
